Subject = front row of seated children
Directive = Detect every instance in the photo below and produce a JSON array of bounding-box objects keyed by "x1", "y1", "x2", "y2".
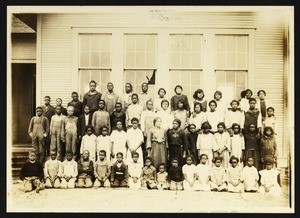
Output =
[{"x1": 19, "y1": 150, "x2": 282, "y2": 196}]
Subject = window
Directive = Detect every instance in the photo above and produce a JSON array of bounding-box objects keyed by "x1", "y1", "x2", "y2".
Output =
[
  {"x1": 78, "y1": 34, "x2": 112, "y2": 99},
  {"x1": 169, "y1": 34, "x2": 203, "y2": 100},
  {"x1": 215, "y1": 35, "x2": 248, "y2": 100},
  {"x1": 123, "y1": 34, "x2": 157, "y2": 95}
]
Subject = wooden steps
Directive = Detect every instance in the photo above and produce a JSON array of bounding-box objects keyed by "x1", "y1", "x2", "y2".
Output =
[{"x1": 11, "y1": 145, "x2": 32, "y2": 182}]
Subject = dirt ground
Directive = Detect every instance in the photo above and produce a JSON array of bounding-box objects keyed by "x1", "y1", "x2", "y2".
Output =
[{"x1": 6, "y1": 181, "x2": 293, "y2": 213}]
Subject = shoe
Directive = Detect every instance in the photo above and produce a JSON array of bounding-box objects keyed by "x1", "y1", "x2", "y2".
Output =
[{"x1": 35, "y1": 187, "x2": 41, "y2": 193}]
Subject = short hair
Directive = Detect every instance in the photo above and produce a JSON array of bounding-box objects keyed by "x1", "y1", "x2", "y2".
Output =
[
  {"x1": 209, "y1": 100, "x2": 217, "y2": 107},
  {"x1": 158, "y1": 88, "x2": 166, "y2": 95},
  {"x1": 44, "y1": 96, "x2": 51, "y2": 100},
  {"x1": 171, "y1": 157, "x2": 179, "y2": 163},
  {"x1": 115, "y1": 102, "x2": 122, "y2": 107},
  {"x1": 28, "y1": 150, "x2": 36, "y2": 156},
  {"x1": 257, "y1": 90, "x2": 266, "y2": 96},
  {"x1": 193, "y1": 89, "x2": 205, "y2": 100},
  {"x1": 212, "y1": 156, "x2": 223, "y2": 163},
  {"x1": 141, "y1": 82, "x2": 148, "y2": 87},
  {"x1": 245, "y1": 89, "x2": 253, "y2": 96},
  {"x1": 185, "y1": 155, "x2": 194, "y2": 164},
  {"x1": 99, "y1": 99, "x2": 106, "y2": 105},
  {"x1": 217, "y1": 122, "x2": 226, "y2": 129},
  {"x1": 161, "y1": 99, "x2": 169, "y2": 107},
  {"x1": 214, "y1": 91, "x2": 222, "y2": 99},
  {"x1": 116, "y1": 152, "x2": 123, "y2": 157},
  {"x1": 84, "y1": 105, "x2": 90, "y2": 109},
  {"x1": 71, "y1": 91, "x2": 78, "y2": 96},
  {"x1": 83, "y1": 150, "x2": 90, "y2": 155},
  {"x1": 131, "y1": 151, "x2": 139, "y2": 158},
  {"x1": 201, "y1": 121, "x2": 212, "y2": 130},
  {"x1": 188, "y1": 124, "x2": 196, "y2": 131},
  {"x1": 67, "y1": 105, "x2": 74, "y2": 110},
  {"x1": 263, "y1": 126, "x2": 274, "y2": 136},
  {"x1": 248, "y1": 98, "x2": 257, "y2": 103},
  {"x1": 173, "y1": 118, "x2": 182, "y2": 127},
  {"x1": 265, "y1": 158, "x2": 274, "y2": 165},
  {"x1": 249, "y1": 123, "x2": 257, "y2": 128},
  {"x1": 153, "y1": 117, "x2": 162, "y2": 126},
  {"x1": 174, "y1": 85, "x2": 183, "y2": 93},
  {"x1": 229, "y1": 156, "x2": 239, "y2": 164},
  {"x1": 100, "y1": 125, "x2": 109, "y2": 134},
  {"x1": 199, "y1": 153, "x2": 208, "y2": 160},
  {"x1": 267, "y1": 107, "x2": 275, "y2": 112},
  {"x1": 247, "y1": 157, "x2": 254, "y2": 161},
  {"x1": 193, "y1": 102, "x2": 202, "y2": 111},
  {"x1": 158, "y1": 163, "x2": 166, "y2": 169},
  {"x1": 36, "y1": 106, "x2": 43, "y2": 111},
  {"x1": 125, "y1": 83, "x2": 132, "y2": 88},
  {"x1": 145, "y1": 157, "x2": 152, "y2": 162},
  {"x1": 231, "y1": 123, "x2": 241, "y2": 132},
  {"x1": 131, "y1": 117, "x2": 139, "y2": 124},
  {"x1": 146, "y1": 100, "x2": 153, "y2": 105},
  {"x1": 107, "y1": 82, "x2": 113, "y2": 86},
  {"x1": 55, "y1": 105, "x2": 62, "y2": 110},
  {"x1": 89, "y1": 80, "x2": 97, "y2": 85},
  {"x1": 131, "y1": 93, "x2": 138, "y2": 99},
  {"x1": 66, "y1": 151, "x2": 73, "y2": 156},
  {"x1": 99, "y1": 150, "x2": 106, "y2": 156},
  {"x1": 230, "y1": 100, "x2": 240, "y2": 106},
  {"x1": 85, "y1": 125, "x2": 94, "y2": 133}
]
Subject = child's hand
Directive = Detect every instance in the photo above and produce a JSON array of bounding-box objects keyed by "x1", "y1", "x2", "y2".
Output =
[
  {"x1": 79, "y1": 135, "x2": 82, "y2": 140},
  {"x1": 29, "y1": 133, "x2": 33, "y2": 138},
  {"x1": 183, "y1": 153, "x2": 186, "y2": 159},
  {"x1": 261, "y1": 157, "x2": 264, "y2": 163},
  {"x1": 62, "y1": 139, "x2": 65, "y2": 143},
  {"x1": 43, "y1": 133, "x2": 47, "y2": 138},
  {"x1": 133, "y1": 177, "x2": 138, "y2": 183}
]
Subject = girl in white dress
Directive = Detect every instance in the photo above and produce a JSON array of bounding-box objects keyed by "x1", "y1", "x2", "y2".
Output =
[
  {"x1": 195, "y1": 154, "x2": 211, "y2": 191},
  {"x1": 225, "y1": 100, "x2": 245, "y2": 136},
  {"x1": 189, "y1": 102, "x2": 207, "y2": 132},
  {"x1": 227, "y1": 156, "x2": 244, "y2": 193},
  {"x1": 213, "y1": 122, "x2": 231, "y2": 168},
  {"x1": 110, "y1": 120, "x2": 128, "y2": 164},
  {"x1": 242, "y1": 157, "x2": 259, "y2": 192},
  {"x1": 182, "y1": 155, "x2": 197, "y2": 191},
  {"x1": 156, "y1": 99, "x2": 174, "y2": 132},
  {"x1": 230, "y1": 123, "x2": 245, "y2": 168},
  {"x1": 80, "y1": 125, "x2": 97, "y2": 163},
  {"x1": 206, "y1": 100, "x2": 223, "y2": 133},
  {"x1": 210, "y1": 157, "x2": 227, "y2": 192},
  {"x1": 96, "y1": 125, "x2": 111, "y2": 164}
]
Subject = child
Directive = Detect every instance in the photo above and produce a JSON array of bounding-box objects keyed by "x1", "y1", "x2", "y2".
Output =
[
  {"x1": 80, "y1": 125, "x2": 97, "y2": 163},
  {"x1": 110, "y1": 152, "x2": 129, "y2": 188},
  {"x1": 196, "y1": 122, "x2": 215, "y2": 165},
  {"x1": 213, "y1": 91, "x2": 227, "y2": 116},
  {"x1": 141, "y1": 157, "x2": 157, "y2": 190},
  {"x1": 189, "y1": 102, "x2": 207, "y2": 132},
  {"x1": 194, "y1": 154, "x2": 211, "y2": 192},
  {"x1": 110, "y1": 102, "x2": 126, "y2": 132},
  {"x1": 186, "y1": 124, "x2": 199, "y2": 163},
  {"x1": 55, "y1": 98, "x2": 67, "y2": 116},
  {"x1": 156, "y1": 163, "x2": 169, "y2": 190},
  {"x1": 240, "y1": 89, "x2": 253, "y2": 112},
  {"x1": 167, "y1": 157, "x2": 184, "y2": 191},
  {"x1": 67, "y1": 91, "x2": 83, "y2": 117},
  {"x1": 128, "y1": 152, "x2": 143, "y2": 189},
  {"x1": 167, "y1": 119, "x2": 187, "y2": 167},
  {"x1": 77, "y1": 150, "x2": 94, "y2": 188},
  {"x1": 243, "y1": 98, "x2": 262, "y2": 137},
  {"x1": 264, "y1": 107, "x2": 277, "y2": 135},
  {"x1": 170, "y1": 85, "x2": 190, "y2": 112},
  {"x1": 60, "y1": 152, "x2": 78, "y2": 189},
  {"x1": 227, "y1": 156, "x2": 244, "y2": 193},
  {"x1": 244, "y1": 124, "x2": 260, "y2": 170},
  {"x1": 206, "y1": 100, "x2": 223, "y2": 133},
  {"x1": 230, "y1": 123, "x2": 245, "y2": 168},
  {"x1": 210, "y1": 157, "x2": 227, "y2": 192},
  {"x1": 225, "y1": 100, "x2": 245, "y2": 136},
  {"x1": 260, "y1": 126, "x2": 278, "y2": 168},
  {"x1": 141, "y1": 100, "x2": 156, "y2": 137},
  {"x1": 242, "y1": 157, "x2": 259, "y2": 192},
  {"x1": 19, "y1": 151, "x2": 44, "y2": 193},
  {"x1": 213, "y1": 122, "x2": 230, "y2": 168},
  {"x1": 256, "y1": 90, "x2": 272, "y2": 122},
  {"x1": 126, "y1": 94, "x2": 143, "y2": 128},
  {"x1": 122, "y1": 83, "x2": 133, "y2": 111},
  {"x1": 42, "y1": 96, "x2": 55, "y2": 156},
  {"x1": 50, "y1": 106, "x2": 66, "y2": 161},
  {"x1": 182, "y1": 155, "x2": 197, "y2": 191},
  {"x1": 258, "y1": 158, "x2": 282, "y2": 196},
  {"x1": 139, "y1": 82, "x2": 153, "y2": 111},
  {"x1": 156, "y1": 99, "x2": 174, "y2": 132},
  {"x1": 92, "y1": 100, "x2": 111, "y2": 136},
  {"x1": 191, "y1": 89, "x2": 207, "y2": 112},
  {"x1": 28, "y1": 106, "x2": 50, "y2": 165},
  {"x1": 102, "y1": 82, "x2": 120, "y2": 115},
  {"x1": 174, "y1": 100, "x2": 189, "y2": 130},
  {"x1": 127, "y1": 118, "x2": 144, "y2": 168},
  {"x1": 82, "y1": 80, "x2": 102, "y2": 114},
  {"x1": 96, "y1": 125, "x2": 111, "y2": 163},
  {"x1": 154, "y1": 88, "x2": 168, "y2": 112},
  {"x1": 94, "y1": 150, "x2": 111, "y2": 188},
  {"x1": 44, "y1": 151, "x2": 62, "y2": 188},
  {"x1": 61, "y1": 106, "x2": 78, "y2": 160},
  {"x1": 147, "y1": 117, "x2": 168, "y2": 170},
  {"x1": 110, "y1": 121, "x2": 128, "y2": 164}
]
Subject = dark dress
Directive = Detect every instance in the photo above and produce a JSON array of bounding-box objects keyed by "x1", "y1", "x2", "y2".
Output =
[
  {"x1": 167, "y1": 166, "x2": 184, "y2": 182},
  {"x1": 186, "y1": 132, "x2": 198, "y2": 163},
  {"x1": 110, "y1": 111, "x2": 126, "y2": 132},
  {"x1": 243, "y1": 109, "x2": 260, "y2": 134},
  {"x1": 82, "y1": 91, "x2": 102, "y2": 114},
  {"x1": 167, "y1": 129, "x2": 188, "y2": 167},
  {"x1": 170, "y1": 94, "x2": 190, "y2": 112},
  {"x1": 244, "y1": 131, "x2": 260, "y2": 170}
]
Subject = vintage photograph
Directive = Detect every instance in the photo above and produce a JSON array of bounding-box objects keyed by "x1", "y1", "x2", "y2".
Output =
[{"x1": 6, "y1": 6, "x2": 294, "y2": 213}]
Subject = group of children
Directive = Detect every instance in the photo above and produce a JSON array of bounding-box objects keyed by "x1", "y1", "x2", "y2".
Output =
[{"x1": 21, "y1": 81, "x2": 281, "y2": 196}]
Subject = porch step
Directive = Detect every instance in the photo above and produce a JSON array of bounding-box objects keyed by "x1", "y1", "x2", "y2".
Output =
[{"x1": 11, "y1": 145, "x2": 32, "y2": 182}]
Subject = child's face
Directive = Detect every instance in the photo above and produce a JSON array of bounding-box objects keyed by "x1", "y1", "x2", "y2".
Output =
[
  {"x1": 247, "y1": 158, "x2": 254, "y2": 167},
  {"x1": 66, "y1": 153, "x2": 73, "y2": 161},
  {"x1": 197, "y1": 92, "x2": 204, "y2": 99},
  {"x1": 115, "y1": 104, "x2": 122, "y2": 112},
  {"x1": 29, "y1": 153, "x2": 36, "y2": 161},
  {"x1": 72, "y1": 93, "x2": 78, "y2": 101},
  {"x1": 99, "y1": 152, "x2": 105, "y2": 161},
  {"x1": 44, "y1": 98, "x2": 50, "y2": 105},
  {"x1": 162, "y1": 102, "x2": 169, "y2": 110},
  {"x1": 258, "y1": 92, "x2": 265, "y2": 100},
  {"x1": 107, "y1": 83, "x2": 114, "y2": 91},
  {"x1": 215, "y1": 94, "x2": 221, "y2": 100},
  {"x1": 175, "y1": 87, "x2": 182, "y2": 95},
  {"x1": 155, "y1": 119, "x2": 162, "y2": 128},
  {"x1": 147, "y1": 102, "x2": 153, "y2": 110},
  {"x1": 36, "y1": 109, "x2": 43, "y2": 116},
  {"x1": 249, "y1": 101, "x2": 256, "y2": 109},
  {"x1": 116, "y1": 122, "x2": 123, "y2": 130},
  {"x1": 194, "y1": 104, "x2": 201, "y2": 113},
  {"x1": 172, "y1": 121, "x2": 179, "y2": 129},
  {"x1": 209, "y1": 103, "x2": 216, "y2": 111},
  {"x1": 50, "y1": 153, "x2": 57, "y2": 160},
  {"x1": 99, "y1": 102, "x2": 105, "y2": 110},
  {"x1": 231, "y1": 102, "x2": 238, "y2": 110},
  {"x1": 84, "y1": 106, "x2": 90, "y2": 114},
  {"x1": 189, "y1": 125, "x2": 196, "y2": 133},
  {"x1": 158, "y1": 90, "x2": 165, "y2": 98},
  {"x1": 89, "y1": 83, "x2": 96, "y2": 92},
  {"x1": 56, "y1": 99, "x2": 62, "y2": 106},
  {"x1": 249, "y1": 125, "x2": 256, "y2": 132},
  {"x1": 178, "y1": 102, "x2": 184, "y2": 109},
  {"x1": 172, "y1": 160, "x2": 179, "y2": 168},
  {"x1": 145, "y1": 160, "x2": 151, "y2": 167},
  {"x1": 200, "y1": 156, "x2": 207, "y2": 164},
  {"x1": 215, "y1": 160, "x2": 222, "y2": 167},
  {"x1": 56, "y1": 107, "x2": 62, "y2": 115},
  {"x1": 132, "y1": 155, "x2": 139, "y2": 163},
  {"x1": 233, "y1": 126, "x2": 240, "y2": 134},
  {"x1": 217, "y1": 125, "x2": 224, "y2": 133},
  {"x1": 231, "y1": 159, "x2": 238, "y2": 168},
  {"x1": 116, "y1": 155, "x2": 123, "y2": 162},
  {"x1": 86, "y1": 128, "x2": 93, "y2": 136},
  {"x1": 159, "y1": 165, "x2": 165, "y2": 173},
  {"x1": 246, "y1": 91, "x2": 252, "y2": 98},
  {"x1": 266, "y1": 163, "x2": 273, "y2": 170},
  {"x1": 203, "y1": 128, "x2": 210, "y2": 134},
  {"x1": 132, "y1": 96, "x2": 138, "y2": 104},
  {"x1": 267, "y1": 109, "x2": 274, "y2": 117},
  {"x1": 132, "y1": 121, "x2": 139, "y2": 129},
  {"x1": 186, "y1": 157, "x2": 193, "y2": 165},
  {"x1": 266, "y1": 129, "x2": 272, "y2": 136},
  {"x1": 142, "y1": 83, "x2": 148, "y2": 92},
  {"x1": 82, "y1": 151, "x2": 89, "y2": 160},
  {"x1": 67, "y1": 107, "x2": 74, "y2": 116},
  {"x1": 125, "y1": 84, "x2": 132, "y2": 93},
  {"x1": 102, "y1": 128, "x2": 108, "y2": 136}
]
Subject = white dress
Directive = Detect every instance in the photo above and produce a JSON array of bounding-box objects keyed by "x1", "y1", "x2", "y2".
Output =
[
  {"x1": 96, "y1": 135, "x2": 111, "y2": 164},
  {"x1": 128, "y1": 161, "x2": 143, "y2": 189},
  {"x1": 196, "y1": 133, "x2": 215, "y2": 165},
  {"x1": 189, "y1": 112, "x2": 207, "y2": 131},
  {"x1": 227, "y1": 166, "x2": 244, "y2": 193},
  {"x1": 214, "y1": 132, "x2": 231, "y2": 168},
  {"x1": 126, "y1": 128, "x2": 144, "y2": 167},
  {"x1": 110, "y1": 130, "x2": 128, "y2": 163},
  {"x1": 194, "y1": 164, "x2": 211, "y2": 191},
  {"x1": 80, "y1": 134, "x2": 97, "y2": 162},
  {"x1": 206, "y1": 109, "x2": 223, "y2": 132},
  {"x1": 156, "y1": 109, "x2": 174, "y2": 132},
  {"x1": 182, "y1": 164, "x2": 197, "y2": 190},
  {"x1": 242, "y1": 166, "x2": 259, "y2": 191},
  {"x1": 230, "y1": 134, "x2": 245, "y2": 168},
  {"x1": 258, "y1": 169, "x2": 282, "y2": 196},
  {"x1": 225, "y1": 109, "x2": 245, "y2": 129}
]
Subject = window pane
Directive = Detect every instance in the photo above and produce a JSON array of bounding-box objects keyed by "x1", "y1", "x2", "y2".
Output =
[
  {"x1": 237, "y1": 36, "x2": 247, "y2": 52},
  {"x1": 79, "y1": 70, "x2": 91, "y2": 99},
  {"x1": 191, "y1": 52, "x2": 201, "y2": 68},
  {"x1": 216, "y1": 70, "x2": 226, "y2": 84},
  {"x1": 136, "y1": 52, "x2": 145, "y2": 68},
  {"x1": 226, "y1": 71, "x2": 235, "y2": 84},
  {"x1": 101, "y1": 35, "x2": 111, "y2": 52},
  {"x1": 236, "y1": 71, "x2": 246, "y2": 85},
  {"x1": 181, "y1": 52, "x2": 190, "y2": 68},
  {"x1": 226, "y1": 52, "x2": 237, "y2": 69},
  {"x1": 236, "y1": 53, "x2": 247, "y2": 69},
  {"x1": 91, "y1": 35, "x2": 100, "y2": 52},
  {"x1": 91, "y1": 52, "x2": 100, "y2": 67},
  {"x1": 80, "y1": 35, "x2": 90, "y2": 52},
  {"x1": 80, "y1": 51, "x2": 90, "y2": 67},
  {"x1": 101, "y1": 52, "x2": 110, "y2": 68},
  {"x1": 190, "y1": 71, "x2": 201, "y2": 86}
]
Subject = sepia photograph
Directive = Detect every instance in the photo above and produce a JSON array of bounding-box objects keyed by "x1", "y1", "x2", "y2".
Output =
[{"x1": 6, "y1": 5, "x2": 294, "y2": 213}]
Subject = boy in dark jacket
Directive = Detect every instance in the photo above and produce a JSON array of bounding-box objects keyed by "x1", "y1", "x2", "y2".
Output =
[
  {"x1": 168, "y1": 157, "x2": 184, "y2": 191},
  {"x1": 110, "y1": 152, "x2": 128, "y2": 187}
]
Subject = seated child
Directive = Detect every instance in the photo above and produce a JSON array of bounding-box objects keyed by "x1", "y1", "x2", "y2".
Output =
[
  {"x1": 227, "y1": 156, "x2": 244, "y2": 193},
  {"x1": 194, "y1": 154, "x2": 211, "y2": 192},
  {"x1": 210, "y1": 157, "x2": 227, "y2": 192},
  {"x1": 94, "y1": 150, "x2": 111, "y2": 188},
  {"x1": 168, "y1": 157, "x2": 184, "y2": 191},
  {"x1": 258, "y1": 158, "x2": 282, "y2": 197},
  {"x1": 44, "y1": 151, "x2": 62, "y2": 188},
  {"x1": 128, "y1": 152, "x2": 143, "y2": 189},
  {"x1": 110, "y1": 152, "x2": 129, "y2": 188},
  {"x1": 19, "y1": 151, "x2": 44, "y2": 193},
  {"x1": 156, "y1": 163, "x2": 169, "y2": 190},
  {"x1": 182, "y1": 155, "x2": 197, "y2": 191},
  {"x1": 141, "y1": 157, "x2": 157, "y2": 190},
  {"x1": 61, "y1": 152, "x2": 78, "y2": 189},
  {"x1": 242, "y1": 157, "x2": 259, "y2": 192},
  {"x1": 77, "y1": 150, "x2": 94, "y2": 188}
]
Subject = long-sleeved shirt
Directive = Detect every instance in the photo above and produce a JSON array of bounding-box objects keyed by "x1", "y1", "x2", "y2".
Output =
[
  {"x1": 225, "y1": 109, "x2": 245, "y2": 129},
  {"x1": 167, "y1": 166, "x2": 184, "y2": 182},
  {"x1": 126, "y1": 103, "x2": 143, "y2": 126},
  {"x1": 102, "y1": 92, "x2": 120, "y2": 115},
  {"x1": 19, "y1": 160, "x2": 44, "y2": 180},
  {"x1": 206, "y1": 109, "x2": 224, "y2": 132},
  {"x1": 82, "y1": 91, "x2": 102, "y2": 112},
  {"x1": 170, "y1": 94, "x2": 190, "y2": 112},
  {"x1": 61, "y1": 160, "x2": 78, "y2": 178},
  {"x1": 28, "y1": 116, "x2": 50, "y2": 136},
  {"x1": 189, "y1": 112, "x2": 207, "y2": 131},
  {"x1": 80, "y1": 134, "x2": 97, "y2": 161},
  {"x1": 77, "y1": 159, "x2": 94, "y2": 178},
  {"x1": 197, "y1": 132, "x2": 216, "y2": 151},
  {"x1": 139, "y1": 92, "x2": 153, "y2": 111},
  {"x1": 67, "y1": 100, "x2": 83, "y2": 117},
  {"x1": 213, "y1": 131, "x2": 230, "y2": 152},
  {"x1": 111, "y1": 161, "x2": 128, "y2": 182},
  {"x1": 230, "y1": 134, "x2": 245, "y2": 159},
  {"x1": 167, "y1": 129, "x2": 188, "y2": 151},
  {"x1": 128, "y1": 161, "x2": 143, "y2": 178},
  {"x1": 42, "y1": 105, "x2": 56, "y2": 123},
  {"x1": 260, "y1": 135, "x2": 278, "y2": 159},
  {"x1": 140, "y1": 109, "x2": 156, "y2": 133}
]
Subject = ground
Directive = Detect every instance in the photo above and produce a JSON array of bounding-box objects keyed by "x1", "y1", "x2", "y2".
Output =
[{"x1": 7, "y1": 181, "x2": 293, "y2": 213}]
